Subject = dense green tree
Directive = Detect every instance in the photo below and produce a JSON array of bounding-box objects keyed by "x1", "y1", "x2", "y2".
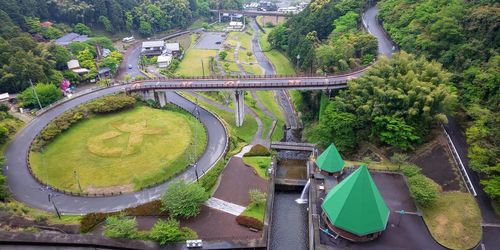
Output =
[
  {"x1": 73, "y1": 23, "x2": 91, "y2": 35},
  {"x1": 373, "y1": 115, "x2": 420, "y2": 150},
  {"x1": 98, "y1": 16, "x2": 113, "y2": 33},
  {"x1": 148, "y1": 219, "x2": 197, "y2": 244},
  {"x1": 47, "y1": 44, "x2": 71, "y2": 70},
  {"x1": 17, "y1": 83, "x2": 62, "y2": 108},
  {"x1": 305, "y1": 109, "x2": 358, "y2": 154},
  {"x1": 161, "y1": 180, "x2": 208, "y2": 219}
]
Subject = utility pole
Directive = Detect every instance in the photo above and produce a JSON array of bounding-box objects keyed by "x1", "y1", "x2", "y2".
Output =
[
  {"x1": 201, "y1": 59, "x2": 205, "y2": 78},
  {"x1": 29, "y1": 79, "x2": 43, "y2": 110},
  {"x1": 296, "y1": 54, "x2": 300, "y2": 74}
]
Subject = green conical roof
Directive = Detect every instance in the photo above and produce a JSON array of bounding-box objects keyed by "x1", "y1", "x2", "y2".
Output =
[
  {"x1": 321, "y1": 165, "x2": 389, "y2": 236},
  {"x1": 316, "y1": 143, "x2": 345, "y2": 173}
]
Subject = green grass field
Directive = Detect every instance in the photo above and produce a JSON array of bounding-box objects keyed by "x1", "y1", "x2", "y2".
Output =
[
  {"x1": 176, "y1": 49, "x2": 216, "y2": 76},
  {"x1": 180, "y1": 92, "x2": 258, "y2": 144},
  {"x1": 241, "y1": 202, "x2": 265, "y2": 222},
  {"x1": 420, "y1": 191, "x2": 482, "y2": 250},
  {"x1": 30, "y1": 106, "x2": 206, "y2": 193}
]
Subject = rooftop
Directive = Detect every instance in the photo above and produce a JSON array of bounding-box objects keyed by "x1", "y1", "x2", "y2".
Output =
[
  {"x1": 142, "y1": 40, "x2": 165, "y2": 48},
  {"x1": 321, "y1": 165, "x2": 390, "y2": 236},
  {"x1": 165, "y1": 43, "x2": 180, "y2": 51},
  {"x1": 55, "y1": 33, "x2": 89, "y2": 46},
  {"x1": 316, "y1": 143, "x2": 345, "y2": 173}
]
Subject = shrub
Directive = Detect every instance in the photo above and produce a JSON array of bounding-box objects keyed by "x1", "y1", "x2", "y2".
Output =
[
  {"x1": 408, "y1": 175, "x2": 440, "y2": 207},
  {"x1": 34, "y1": 214, "x2": 48, "y2": 223},
  {"x1": 244, "y1": 144, "x2": 270, "y2": 157},
  {"x1": 103, "y1": 215, "x2": 138, "y2": 239},
  {"x1": 235, "y1": 215, "x2": 263, "y2": 230},
  {"x1": 249, "y1": 189, "x2": 266, "y2": 206},
  {"x1": 87, "y1": 95, "x2": 136, "y2": 114},
  {"x1": 149, "y1": 219, "x2": 197, "y2": 244},
  {"x1": 401, "y1": 164, "x2": 422, "y2": 177},
  {"x1": 161, "y1": 180, "x2": 208, "y2": 219},
  {"x1": 199, "y1": 158, "x2": 227, "y2": 192}
]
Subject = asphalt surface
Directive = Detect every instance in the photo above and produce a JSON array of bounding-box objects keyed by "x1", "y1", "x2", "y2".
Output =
[
  {"x1": 4, "y1": 86, "x2": 227, "y2": 214},
  {"x1": 250, "y1": 19, "x2": 300, "y2": 129},
  {"x1": 363, "y1": 6, "x2": 394, "y2": 58}
]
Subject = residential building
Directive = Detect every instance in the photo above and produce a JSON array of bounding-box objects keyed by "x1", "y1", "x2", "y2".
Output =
[
  {"x1": 165, "y1": 43, "x2": 181, "y2": 57},
  {"x1": 157, "y1": 55, "x2": 173, "y2": 68},
  {"x1": 141, "y1": 40, "x2": 165, "y2": 57}
]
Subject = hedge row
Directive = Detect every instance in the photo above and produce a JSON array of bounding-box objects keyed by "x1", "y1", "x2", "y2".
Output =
[
  {"x1": 80, "y1": 200, "x2": 166, "y2": 233},
  {"x1": 401, "y1": 164, "x2": 441, "y2": 207},
  {"x1": 32, "y1": 94, "x2": 136, "y2": 151},
  {"x1": 244, "y1": 144, "x2": 270, "y2": 157},
  {"x1": 235, "y1": 215, "x2": 263, "y2": 230}
]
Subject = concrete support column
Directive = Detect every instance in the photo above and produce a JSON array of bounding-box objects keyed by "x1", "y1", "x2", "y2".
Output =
[
  {"x1": 234, "y1": 90, "x2": 245, "y2": 127},
  {"x1": 142, "y1": 90, "x2": 154, "y2": 101},
  {"x1": 155, "y1": 91, "x2": 168, "y2": 107}
]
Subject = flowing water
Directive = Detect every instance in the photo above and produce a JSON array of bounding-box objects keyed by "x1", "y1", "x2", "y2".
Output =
[{"x1": 270, "y1": 191, "x2": 309, "y2": 250}]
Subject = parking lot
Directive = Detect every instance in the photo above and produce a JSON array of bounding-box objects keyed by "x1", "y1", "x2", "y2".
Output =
[{"x1": 194, "y1": 32, "x2": 226, "y2": 50}]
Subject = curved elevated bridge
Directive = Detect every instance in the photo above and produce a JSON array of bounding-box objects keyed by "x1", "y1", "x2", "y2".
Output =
[{"x1": 126, "y1": 67, "x2": 368, "y2": 126}]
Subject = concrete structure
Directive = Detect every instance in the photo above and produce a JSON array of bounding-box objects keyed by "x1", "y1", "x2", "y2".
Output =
[
  {"x1": 54, "y1": 33, "x2": 89, "y2": 46},
  {"x1": 157, "y1": 54, "x2": 172, "y2": 68},
  {"x1": 141, "y1": 40, "x2": 165, "y2": 57},
  {"x1": 234, "y1": 90, "x2": 245, "y2": 127},
  {"x1": 321, "y1": 165, "x2": 389, "y2": 242},
  {"x1": 315, "y1": 143, "x2": 345, "y2": 177}
]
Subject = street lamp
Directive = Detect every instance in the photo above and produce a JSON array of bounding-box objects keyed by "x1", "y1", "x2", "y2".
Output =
[{"x1": 296, "y1": 54, "x2": 300, "y2": 73}]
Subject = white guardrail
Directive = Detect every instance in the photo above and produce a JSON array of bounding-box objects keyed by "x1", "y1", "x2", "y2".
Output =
[{"x1": 441, "y1": 125, "x2": 477, "y2": 196}]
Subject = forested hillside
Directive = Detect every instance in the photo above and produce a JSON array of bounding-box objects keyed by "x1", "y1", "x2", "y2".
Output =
[
  {"x1": 378, "y1": 0, "x2": 499, "y2": 205},
  {"x1": 0, "y1": 0, "x2": 242, "y2": 36}
]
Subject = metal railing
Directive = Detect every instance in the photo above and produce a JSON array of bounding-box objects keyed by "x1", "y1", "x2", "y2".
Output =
[{"x1": 441, "y1": 125, "x2": 477, "y2": 196}]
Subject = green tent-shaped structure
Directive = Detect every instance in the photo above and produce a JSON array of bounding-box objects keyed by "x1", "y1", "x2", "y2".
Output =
[
  {"x1": 316, "y1": 143, "x2": 345, "y2": 174},
  {"x1": 321, "y1": 165, "x2": 389, "y2": 238}
]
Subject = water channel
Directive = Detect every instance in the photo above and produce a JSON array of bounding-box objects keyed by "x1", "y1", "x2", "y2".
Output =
[{"x1": 270, "y1": 127, "x2": 310, "y2": 250}]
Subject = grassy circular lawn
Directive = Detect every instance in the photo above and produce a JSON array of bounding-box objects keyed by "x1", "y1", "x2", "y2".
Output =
[{"x1": 30, "y1": 105, "x2": 206, "y2": 193}]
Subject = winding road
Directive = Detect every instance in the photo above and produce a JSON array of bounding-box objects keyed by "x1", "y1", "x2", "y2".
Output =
[{"x1": 4, "y1": 86, "x2": 227, "y2": 214}]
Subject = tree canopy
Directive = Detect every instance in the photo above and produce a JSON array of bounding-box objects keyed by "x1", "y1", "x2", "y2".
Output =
[{"x1": 306, "y1": 52, "x2": 456, "y2": 152}]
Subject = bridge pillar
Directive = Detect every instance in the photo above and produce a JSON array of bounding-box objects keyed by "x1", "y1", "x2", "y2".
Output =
[
  {"x1": 141, "y1": 90, "x2": 154, "y2": 101},
  {"x1": 234, "y1": 90, "x2": 245, "y2": 127},
  {"x1": 154, "y1": 91, "x2": 168, "y2": 107}
]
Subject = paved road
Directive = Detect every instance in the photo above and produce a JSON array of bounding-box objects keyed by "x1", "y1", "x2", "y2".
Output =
[
  {"x1": 363, "y1": 6, "x2": 394, "y2": 58},
  {"x1": 4, "y1": 86, "x2": 227, "y2": 214},
  {"x1": 250, "y1": 19, "x2": 300, "y2": 129}
]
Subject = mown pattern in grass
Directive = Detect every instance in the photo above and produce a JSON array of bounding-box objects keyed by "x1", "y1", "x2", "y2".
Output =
[{"x1": 30, "y1": 106, "x2": 206, "y2": 193}]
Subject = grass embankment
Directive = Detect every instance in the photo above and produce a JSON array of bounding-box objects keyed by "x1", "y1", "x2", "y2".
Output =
[
  {"x1": 180, "y1": 92, "x2": 258, "y2": 144},
  {"x1": 257, "y1": 27, "x2": 295, "y2": 76},
  {"x1": 241, "y1": 202, "x2": 265, "y2": 222},
  {"x1": 256, "y1": 91, "x2": 285, "y2": 141},
  {"x1": 420, "y1": 192, "x2": 482, "y2": 250},
  {"x1": 242, "y1": 156, "x2": 271, "y2": 180},
  {"x1": 30, "y1": 106, "x2": 206, "y2": 192}
]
